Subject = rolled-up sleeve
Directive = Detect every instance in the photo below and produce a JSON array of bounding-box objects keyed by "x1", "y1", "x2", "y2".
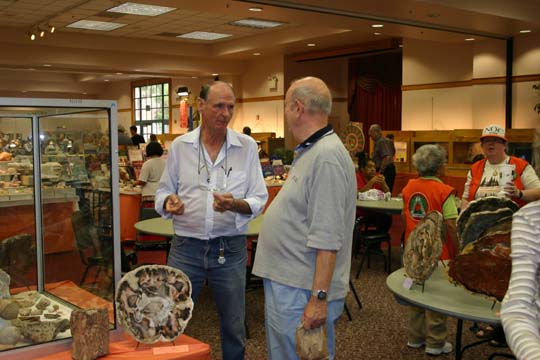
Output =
[
  {"x1": 155, "y1": 140, "x2": 180, "y2": 218},
  {"x1": 235, "y1": 141, "x2": 268, "y2": 229}
]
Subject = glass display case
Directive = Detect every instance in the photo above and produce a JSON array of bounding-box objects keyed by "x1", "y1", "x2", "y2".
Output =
[{"x1": 0, "y1": 98, "x2": 120, "y2": 355}]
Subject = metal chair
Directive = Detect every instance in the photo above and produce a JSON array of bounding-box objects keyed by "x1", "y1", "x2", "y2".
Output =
[
  {"x1": 354, "y1": 217, "x2": 392, "y2": 278},
  {"x1": 71, "y1": 210, "x2": 112, "y2": 285},
  {"x1": 134, "y1": 200, "x2": 170, "y2": 264}
]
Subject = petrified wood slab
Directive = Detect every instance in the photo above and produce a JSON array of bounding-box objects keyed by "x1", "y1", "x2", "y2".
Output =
[
  {"x1": 115, "y1": 265, "x2": 193, "y2": 344},
  {"x1": 457, "y1": 197, "x2": 518, "y2": 241},
  {"x1": 403, "y1": 211, "x2": 444, "y2": 283},
  {"x1": 459, "y1": 207, "x2": 514, "y2": 249},
  {"x1": 70, "y1": 308, "x2": 109, "y2": 360}
]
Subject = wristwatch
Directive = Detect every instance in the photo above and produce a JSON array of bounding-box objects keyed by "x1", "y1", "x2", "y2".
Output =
[{"x1": 312, "y1": 290, "x2": 327, "y2": 301}]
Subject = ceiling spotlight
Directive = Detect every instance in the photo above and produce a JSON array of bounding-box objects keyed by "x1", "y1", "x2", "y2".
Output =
[
  {"x1": 30, "y1": 32, "x2": 36, "y2": 40},
  {"x1": 307, "y1": 43, "x2": 316, "y2": 47},
  {"x1": 519, "y1": 29, "x2": 531, "y2": 34},
  {"x1": 371, "y1": 24, "x2": 384, "y2": 28},
  {"x1": 176, "y1": 86, "x2": 189, "y2": 97},
  {"x1": 248, "y1": 7, "x2": 263, "y2": 12},
  {"x1": 465, "y1": 37, "x2": 475, "y2": 41},
  {"x1": 40, "y1": 29, "x2": 45, "y2": 37},
  {"x1": 374, "y1": 32, "x2": 382, "y2": 36},
  {"x1": 50, "y1": 25, "x2": 55, "y2": 33},
  {"x1": 253, "y1": 52, "x2": 261, "y2": 56}
]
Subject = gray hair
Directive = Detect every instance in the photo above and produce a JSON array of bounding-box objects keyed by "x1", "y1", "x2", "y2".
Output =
[
  {"x1": 289, "y1": 79, "x2": 332, "y2": 115},
  {"x1": 369, "y1": 124, "x2": 382, "y2": 133},
  {"x1": 412, "y1": 144, "x2": 447, "y2": 177},
  {"x1": 199, "y1": 81, "x2": 235, "y2": 101}
]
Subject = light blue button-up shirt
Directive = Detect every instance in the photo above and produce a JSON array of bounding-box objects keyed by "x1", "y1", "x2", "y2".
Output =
[{"x1": 155, "y1": 127, "x2": 268, "y2": 239}]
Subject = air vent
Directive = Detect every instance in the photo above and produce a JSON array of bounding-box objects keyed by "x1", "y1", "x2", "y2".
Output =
[{"x1": 156, "y1": 32, "x2": 180, "y2": 37}]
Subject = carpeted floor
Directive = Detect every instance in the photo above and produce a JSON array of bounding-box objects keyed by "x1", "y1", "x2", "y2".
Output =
[{"x1": 183, "y1": 250, "x2": 515, "y2": 359}]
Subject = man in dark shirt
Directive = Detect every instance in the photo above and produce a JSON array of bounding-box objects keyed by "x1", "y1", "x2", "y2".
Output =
[
  {"x1": 369, "y1": 124, "x2": 396, "y2": 192},
  {"x1": 130, "y1": 125, "x2": 145, "y2": 147}
]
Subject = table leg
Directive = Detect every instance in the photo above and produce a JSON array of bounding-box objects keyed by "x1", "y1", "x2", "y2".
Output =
[{"x1": 456, "y1": 319, "x2": 463, "y2": 360}]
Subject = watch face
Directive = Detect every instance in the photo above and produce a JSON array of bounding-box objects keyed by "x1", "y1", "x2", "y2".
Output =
[{"x1": 317, "y1": 290, "x2": 327, "y2": 300}]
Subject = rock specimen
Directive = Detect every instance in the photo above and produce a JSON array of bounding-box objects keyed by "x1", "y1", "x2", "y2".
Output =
[
  {"x1": 0, "y1": 269, "x2": 10, "y2": 299},
  {"x1": 12, "y1": 317, "x2": 70, "y2": 343},
  {"x1": 70, "y1": 308, "x2": 109, "y2": 360},
  {"x1": 0, "y1": 299, "x2": 19, "y2": 320},
  {"x1": 403, "y1": 211, "x2": 444, "y2": 283},
  {"x1": 449, "y1": 196, "x2": 517, "y2": 301},
  {"x1": 11, "y1": 291, "x2": 40, "y2": 309},
  {"x1": 116, "y1": 265, "x2": 193, "y2": 344},
  {"x1": 0, "y1": 326, "x2": 21, "y2": 345}
]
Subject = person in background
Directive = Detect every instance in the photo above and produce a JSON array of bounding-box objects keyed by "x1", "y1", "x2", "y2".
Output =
[
  {"x1": 461, "y1": 124, "x2": 540, "y2": 211},
  {"x1": 253, "y1": 77, "x2": 356, "y2": 360},
  {"x1": 155, "y1": 81, "x2": 268, "y2": 360},
  {"x1": 117, "y1": 125, "x2": 133, "y2": 146},
  {"x1": 130, "y1": 125, "x2": 145, "y2": 147},
  {"x1": 402, "y1": 144, "x2": 459, "y2": 356},
  {"x1": 356, "y1": 152, "x2": 391, "y2": 234},
  {"x1": 242, "y1": 126, "x2": 252, "y2": 136},
  {"x1": 501, "y1": 200, "x2": 540, "y2": 359},
  {"x1": 369, "y1": 124, "x2": 396, "y2": 193},
  {"x1": 149, "y1": 133, "x2": 158, "y2": 142},
  {"x1": 134, "y1": 141, "x2": 166, "y2": 200}
]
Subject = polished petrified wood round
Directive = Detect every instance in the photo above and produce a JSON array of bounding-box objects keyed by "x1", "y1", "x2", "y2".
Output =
[
  {"x1": 115, "y1": 265, "x2": 193, "y2": 344},
  {"x1": 403, "y1": 211, "x2": 444, "y2": 283}
]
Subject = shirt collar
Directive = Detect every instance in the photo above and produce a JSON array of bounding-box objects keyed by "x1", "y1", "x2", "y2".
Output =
[
  {"x1": 294, "y1": 124, "x2": 333, "y2": 153},
  {"x1": 180, "y1": 127, "x2": 243, "y2": 149}
]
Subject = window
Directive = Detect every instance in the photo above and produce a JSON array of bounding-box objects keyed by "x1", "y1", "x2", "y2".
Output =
[{"x1": 133, "y1": 81, "x2": 170, "y2": 138}]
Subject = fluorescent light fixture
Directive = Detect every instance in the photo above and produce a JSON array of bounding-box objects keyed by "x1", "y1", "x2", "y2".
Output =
[
  {"x1": 253, "y1": 52, "x2": 261, "y2": 56},
  {"x1": 374, "y1": 32, "x2": 381, "y2": 36},
  {"x1": 307, "y1": 43, "x2": 316, "y2": 47},
  {"x1": 178, "y1": 31, "x2": 231, "y2": 40},
  {"x1": 229, "y1": 18, "x2": 285, "y2": 29},
  {"x1": 464, "y1": 37, "x2": 475, "y2": 41},
  {"x1": 371, "y1": 24, "x2": 384, "y2": 28},
  {"x1": 248, "y1": 7, "x2": 263, "y2": 12},
  {"x1": 212, "y1": 73, "x2": 219, "y2": 76},
  {"x1": 519, "y1": 30, "x2": 531, "y2": 33},
  {"x1": 107, "y1": 2, "x2": 176, "y2": 16},
  {"x1": 43, "y1": 64, "x2": 52, "y2": 67},
  {"x1": 67, "y1": 20, "x2": 126, "y2": 31}
]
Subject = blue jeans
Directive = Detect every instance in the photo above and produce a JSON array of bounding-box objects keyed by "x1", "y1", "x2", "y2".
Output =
[
  {"x1": 168, "y1": 235, "x2": 247, "y2": 360},
  {"x1": 263, "y1": 279, "x2": 345, "y2": 360}
]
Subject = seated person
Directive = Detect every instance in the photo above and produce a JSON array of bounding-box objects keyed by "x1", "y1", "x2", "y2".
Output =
[
  {"x1": 134, "y1": 142, "x2": 166, "y2": 200},
  {"x1": 356, "y1": 152, "x2": 391, "y2": 233}
]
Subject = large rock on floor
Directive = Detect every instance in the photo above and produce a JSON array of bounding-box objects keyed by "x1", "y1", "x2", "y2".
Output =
[{"x1": 70, "y1": 308, "x2": 109, "y2": 360}]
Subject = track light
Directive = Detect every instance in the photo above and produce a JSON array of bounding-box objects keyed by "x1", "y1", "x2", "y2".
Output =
[
  {"x1": 49, "y1": 25, "x2": 55, "y2": 33},
  {"x1": 30, "y1": 32, "x2": 36, "y2": 40},
  {"x1": 39, "y1": 29, "x2": 45, "y2": 37}
]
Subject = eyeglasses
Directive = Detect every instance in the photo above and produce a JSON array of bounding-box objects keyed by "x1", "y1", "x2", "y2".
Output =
[{"x1": 482, "y1": 138, "x2": 505, "y2": 145}]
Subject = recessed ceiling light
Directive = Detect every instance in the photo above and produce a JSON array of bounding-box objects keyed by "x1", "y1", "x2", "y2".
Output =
[
  {"x1": 519, "y1": 30, "x2": 531, "y2": 34},
  {"x1": 116, "y1": 72, "x2": 123, "y2": 75},
  {"x1": 229, "y1": 18, "x2": 285, "y2": 29},
  {"x1": 104, "y1": 79, "x2": 109, "y2": 82},
  {"x1": 465, "y1": 37, "x2": 475, "y2": 41},
  {"x1": 253, "y1": 52, "x2": 261, "y2": 56},
  {"x1": 249, "y1": 7, "x2": 263, "y2": 12},
  {"x1": 307, "y1": 43, "x2": 316, "y2": 47},
  {"x1": 28, "y1": 68, "x2": 35, "y2": 71},
  {"x1": 134, "y1": 69, "x2": 142, "y2": 72},
  {"x1": 107, "y1": 2, "x2": 176, "y2": 16},
  {"x1": 43, "y1": 64, "x2": 52, "y2": 67},
  {"x1": 67, "y1": 20, "x2": 126, "y2": 31},
  {"x1": 192, "y1": 76, "x2": 198, "y2": 79},
  {"x1": 374, "y1": 32, "x2": 382, "y2": 36},
  {"x1": 82, "y1": 92, "x2": 87, "y2": 95},
  {"x1": 371, "y1": 24, "x2": 384, "y2": 28},
  {"x1": 212, "y1": 73, "x2": 219, "y2": 76},
  {"x1": 178, "y1": 31, "x2": 232, "y2": 40},
  {"x1": 21, "y1": 90, "x2": 27, "y2": 93}
]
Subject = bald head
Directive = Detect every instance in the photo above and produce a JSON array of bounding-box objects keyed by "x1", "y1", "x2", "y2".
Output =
[{"x1": 288, "y1": 77, "x2": 332, "y2": 115}]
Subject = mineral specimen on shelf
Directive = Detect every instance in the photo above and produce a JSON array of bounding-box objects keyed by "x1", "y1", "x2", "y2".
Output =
[
  {"x1": 0, "y1": 269, "x2": 10, "y2": 299},
  {"x1": 0, "y1": 299, "x2": 19, "y2": 320},
  {"x1": 35, "y1": 297, "x2": 51, "y2": 310},
  {"x1": 116, "y1": 265, "x2": 194, "y2": 344},
  {"x1": 12, "y1": 318, "x2": 70, "y2": 343},
  {"x1": 11, "y1": 291, "x2": 40, "y2": 308},
  {"x1": 70, "y1": 308, "x2": 109, "y2": 360},
  {"x1": 403, "y1": 211, "x2": 444, "y2": 283},
  {"x1": 0, "y1": 326, "x2": 21, "y2": 345}
]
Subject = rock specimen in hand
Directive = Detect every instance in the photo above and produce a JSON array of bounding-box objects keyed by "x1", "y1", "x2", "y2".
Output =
[
  {"x1": 403, "y1": 211, "x2": 444, "y2": 283},
  {"x1": 70, "y1": 308, "x2": 109, "y2": 360},
  {"x1": 116, "y1": 265, "x2": 193, "y2": 344}
]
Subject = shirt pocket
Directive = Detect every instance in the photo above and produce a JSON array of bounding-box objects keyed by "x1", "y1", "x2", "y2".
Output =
[{"x1": 227, "y1": 170, "x2": 247, "y2": 198}]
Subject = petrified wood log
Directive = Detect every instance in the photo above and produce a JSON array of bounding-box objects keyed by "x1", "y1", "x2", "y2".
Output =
[
  {"x1": 459, "y1": 207, "x2": 514, "y2": 249},
  {"x1": 70, "y1": 308, "x2": 109, "y2": 360}
]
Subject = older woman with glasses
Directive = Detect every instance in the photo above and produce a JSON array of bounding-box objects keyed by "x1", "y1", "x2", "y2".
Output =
[
  {"x1": 402, "y1": 144, "x2": 459, "y2": 356},
  {"x1": 461, "y1": 124, "x2": 540, "y2": 211}
]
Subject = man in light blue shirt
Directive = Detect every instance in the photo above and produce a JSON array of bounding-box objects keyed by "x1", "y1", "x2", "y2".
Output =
[{"x1": 155, "y1": 81, "x2": 268, "y2": 360}]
